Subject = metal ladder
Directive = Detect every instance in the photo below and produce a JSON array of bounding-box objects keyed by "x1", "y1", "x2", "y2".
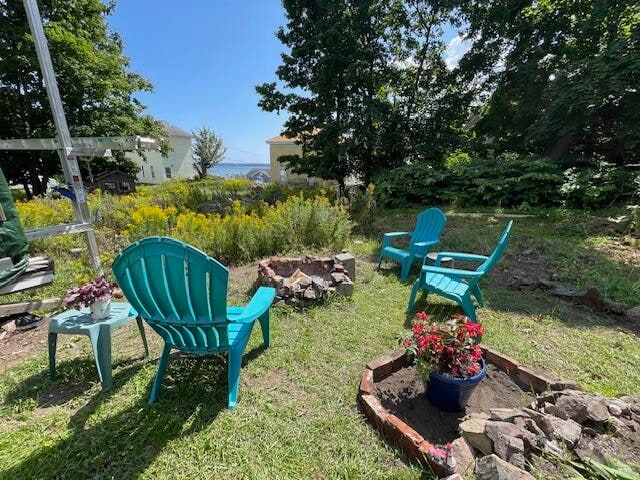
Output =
[{"x1": 0, "y1": 0, "x2": 158, "y2": 268}]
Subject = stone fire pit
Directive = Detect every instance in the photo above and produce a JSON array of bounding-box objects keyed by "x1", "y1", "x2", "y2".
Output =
[{"x1": 258, "y1": 253, "x2": 355, "y2": 305}]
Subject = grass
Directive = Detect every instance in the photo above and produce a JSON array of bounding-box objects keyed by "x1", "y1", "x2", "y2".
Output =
[{"x1": 0, "y1": 207, "x2": 639, "y2": 479}]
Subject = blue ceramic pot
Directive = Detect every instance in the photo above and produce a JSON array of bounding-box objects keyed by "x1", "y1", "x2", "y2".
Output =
[{"x1": 426, "y1": 359, "x2": 487, "y2": 412}]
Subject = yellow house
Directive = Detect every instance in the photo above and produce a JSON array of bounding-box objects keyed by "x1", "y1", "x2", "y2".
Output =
[{"x1": 267, "y1": 135, "x2": 318, "y2": 185}]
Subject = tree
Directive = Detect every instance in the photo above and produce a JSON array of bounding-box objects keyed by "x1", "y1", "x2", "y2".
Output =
[
  {"x1": 256, "y1": 0, "x2": 469, "y2": 187},
  {"x1": 457, "y1": 0, "x2": 640, "y2": 163},
  {"x1": 257, "y1": 0, "x2": 392, "y2": 188},
  {"x1": 192, "y1": 127, "x2": 226, "y2": 179},
  {"x1": 0, "y1": 0, "x2": 165, "y2": 197}
]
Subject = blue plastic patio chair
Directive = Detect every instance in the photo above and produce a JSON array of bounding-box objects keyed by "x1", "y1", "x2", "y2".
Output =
[
  {"x1": 377, "y1": 208, "x2": 447, "y2": 281},
  {"x1": 111, "y1": 236, "x2": 275, "y2": 409},
  {"x1": 407, "y1": 221, "x2": 513, "y2": 322}
]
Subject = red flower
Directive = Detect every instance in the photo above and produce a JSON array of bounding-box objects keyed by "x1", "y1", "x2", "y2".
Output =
[
  {"x1": 466, "y1": 363, "x2": 481, "y2": 376},
  {"x1": 400, "y1": 314, "x2": 485, "y2": 379},
  {"x1": 463, "y1": 320, "x2": 485, "y2": 338}
]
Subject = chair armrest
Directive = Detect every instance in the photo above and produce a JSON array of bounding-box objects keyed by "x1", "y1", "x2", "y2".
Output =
[
  {"x1": 382, "y1": 231, "x2": 412, "y2": 249},
  {"x1": 228, "y1": 287, "x2": 276, "y2": 324},
  {"x1": 421, "y1": 265, "x2": 484, "y2": 279},
  {"x1": 384, "y1": 231, "x2": 412, "y2": 238},
  {"x1": 414, "y1": 240, "x2": 439, "y2": 248},
  {"x1": 434, "y1": 252, "x2": 488, "y2": 266}
]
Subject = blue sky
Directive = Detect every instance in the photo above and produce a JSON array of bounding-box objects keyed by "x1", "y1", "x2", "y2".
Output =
[{"x1": 109, "y1": 1, "x2": 466, "y2": 165}]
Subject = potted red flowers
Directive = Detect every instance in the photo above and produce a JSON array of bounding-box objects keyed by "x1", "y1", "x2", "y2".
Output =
[
  {"x1": 402, "y1": 311, "x2": 486, "y2": 412},
  {"x1": 65, "y1": 275, "x2": 122, "y2": 320}
]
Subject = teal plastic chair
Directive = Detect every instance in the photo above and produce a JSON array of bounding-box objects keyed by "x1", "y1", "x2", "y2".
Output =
[
  {"x1": 112, "y1": 237, "x2": 275, "y2": 409},
  {"x1": 377, "y1": 208, "x2": 447, "y2": 281},
  {"x1": 407, "y1": 221, "x2": 513, "y2": 322}
]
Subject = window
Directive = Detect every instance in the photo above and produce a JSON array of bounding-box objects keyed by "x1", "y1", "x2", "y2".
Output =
[
  {"x1": 150, "y1": 166, "x2": 155, "y2": 178},
  {"x1": 120, "y1": 182, "x2": 131, "y2": 192},
  {"x1": 103, "y1": 182, "x2": 117, "y2": 191},
  {"x1": 165, "y1": 167, "x2": 172, "y2": 179},
  {"x1": 140, "y1": 165, "x2": 145, "y2": 177}
]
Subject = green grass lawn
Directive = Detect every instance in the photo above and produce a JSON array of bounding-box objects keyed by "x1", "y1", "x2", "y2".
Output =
[{"x1": 0, "y1": 208, "x2": 638, "y2": 479}]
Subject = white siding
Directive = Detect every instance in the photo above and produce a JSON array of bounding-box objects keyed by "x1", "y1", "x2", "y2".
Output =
[{"x1": 127, "y1": 131, "x2": 197, "y2": 184}]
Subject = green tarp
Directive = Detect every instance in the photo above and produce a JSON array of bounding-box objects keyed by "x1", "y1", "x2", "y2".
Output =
[{"x1": 0, "y1": 168, "x2": 29, "y2": 288}]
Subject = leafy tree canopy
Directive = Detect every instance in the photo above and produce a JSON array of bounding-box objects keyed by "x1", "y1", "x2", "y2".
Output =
[
  {"x1": 459, "y1": 0, "x2": 640, "y2": 163},
  {"x1": 0, "y1": 0, "x2": 165, "y2": 197},
  {"x1": 192, "y1": 127, "x2": 226, "y2": 179},
  {"x1": 257, "y1": 0, "x2": 469, "y2": 186}
]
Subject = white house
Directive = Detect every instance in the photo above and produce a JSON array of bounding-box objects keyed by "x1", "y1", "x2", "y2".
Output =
[
  {"x1": 127, "y1": 121, "x2": 197, "y2": 184},
  {"x1": 246, "y1": 168, "x2": 270, "y2": 184}
]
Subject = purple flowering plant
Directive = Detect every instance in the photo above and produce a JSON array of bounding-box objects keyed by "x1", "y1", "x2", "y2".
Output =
[{"x1": 65, "y1": 275, "x2": 122, "y2": 309}]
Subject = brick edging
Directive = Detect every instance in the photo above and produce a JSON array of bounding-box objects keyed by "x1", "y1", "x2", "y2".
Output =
[{"x1": 357, "y1": 345, "x2": 581, "y2": 477}]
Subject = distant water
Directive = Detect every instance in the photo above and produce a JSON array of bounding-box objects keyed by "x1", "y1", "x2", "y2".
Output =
[{"x1": 209, "y1": 163, "x2": 269, "y2": 178}]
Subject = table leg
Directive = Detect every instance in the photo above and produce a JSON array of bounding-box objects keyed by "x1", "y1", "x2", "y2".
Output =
[
  {"x1": 48, "y1": 332, "x2": 57, "y2": 379},
  {"x1": 89, "y1": 328, "x2": 113, "y2": 390},
  {"x1": 136, "y1": 317, "x2": 149, "y2": 357}
]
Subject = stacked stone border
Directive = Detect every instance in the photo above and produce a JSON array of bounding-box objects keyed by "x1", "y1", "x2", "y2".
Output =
[{"x1": 357, "y1": 345, "x2": 581, "y2": 477}]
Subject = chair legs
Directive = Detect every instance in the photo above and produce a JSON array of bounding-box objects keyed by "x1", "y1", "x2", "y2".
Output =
[
  {"x1": 399, "y1": 259, "x2": 412, "y2": 282},
  {"x1": 460, "y1": 295, "x2": 478, "y2": 323},
  {"x1": 149, "y1": 343, "x2": 172, "y2": 404},
  {"x1": 258, "y1": 310, "x2": 270, "y2": 347},
  {"x1": 407, "y1": 279, "x2": 423, "y2": 312},
  {"x1": 227, "y1": 344, "x2": 244, "y2": 410},
  {"x1": 470, "y1": 284, "x2": 484, "y2": 307}
]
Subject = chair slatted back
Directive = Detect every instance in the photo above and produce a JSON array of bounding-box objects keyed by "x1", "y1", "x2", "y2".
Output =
[
  {"x1": 410, "y1": 208, "x2": 447, "y2": 253},
  {"x1": 112, "y1": 237, "x2": 229, "y2": 352},
  {"x1": 477, "y1": 221, "x2": 513, "y2": 274}
]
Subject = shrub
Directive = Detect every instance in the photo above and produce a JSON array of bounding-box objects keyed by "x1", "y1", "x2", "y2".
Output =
[
  {"x1": 12, "y1": 180, "x2": 350, "y2": 266},
  {"x1": 374, "y1": 153, "x2": 639, "y2": 209},
  {"x1": 250, "y1": 183, "x2": 338, "y2": 205},
  {"x1": 16, "y1": 197, "x2": 73, "y2": 229},
  {"x1": 123, "y1": 205, "x2": 177, "y2": 240},
  {"x1": 264, "y1": 195, "x2": 351, "y2": 253},
  {"x1": 348, "y1": 184, "x2": 377, "y2": 234}
]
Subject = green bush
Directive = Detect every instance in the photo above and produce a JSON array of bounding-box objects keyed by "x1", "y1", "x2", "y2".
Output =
[
  {"x1": 374, "y1": 153, "x2": 639, "y2": 209},
  {"x1": 122, "y1": 195, "x2": 351, "y2": 265},
  {"x1": 250, "y1": 183, "x2": 338, "y2": 206}
]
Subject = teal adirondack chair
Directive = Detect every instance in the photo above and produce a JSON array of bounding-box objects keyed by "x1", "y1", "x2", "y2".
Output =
[
  {"x1": 377, "y1": 208, "x2": 447, "y2": 281},
  {"x1": 111, "y1": 237, "x2": 275, "y2": 409},
  {"x1": 407, "y1": 221, "x2": 513, "y2": 322}
]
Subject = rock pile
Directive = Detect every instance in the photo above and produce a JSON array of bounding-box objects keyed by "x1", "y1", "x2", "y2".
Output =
[
  {"x1": 258, "y1": 254, "x2": 355, "y2": 305},
  {"x1": 459, "y1": 390, "x2": 640, "y2": 479}
]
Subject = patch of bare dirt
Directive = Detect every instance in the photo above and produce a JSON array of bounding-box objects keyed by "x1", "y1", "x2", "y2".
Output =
[
  {"x1": 228, "y1": 262, "x2": 261, "y2": 299},
  {"x1": 0, "y1": 316, "x2": 54, "y2": 371},
  {"x1": 375, "y1": 364, "x2": 535, "y2": 444}
]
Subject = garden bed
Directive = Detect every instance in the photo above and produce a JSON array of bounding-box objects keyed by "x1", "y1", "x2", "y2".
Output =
[
  {"x1": 375, "y1": 363, "x2": 535, "y2": 445},
  {"x1": 358, "y1": 346, "x2": 581, "y2": 477}
]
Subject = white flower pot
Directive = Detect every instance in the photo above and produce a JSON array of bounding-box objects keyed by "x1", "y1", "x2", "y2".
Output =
[{"x1": 90, "y1": 299, "x2": 111, "y2": 320}]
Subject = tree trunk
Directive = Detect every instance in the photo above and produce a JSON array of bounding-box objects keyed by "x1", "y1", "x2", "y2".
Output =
[
  {"x1": 22, "y1": 179, "x2": 33, "y2": 200},
  {"x1": 29, "y1": 168, "x2": 44, "y2": 197}
]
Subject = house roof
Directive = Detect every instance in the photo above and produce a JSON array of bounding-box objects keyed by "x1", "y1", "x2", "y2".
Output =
[
  {"x1": 266, "y1": 129, "x2": 319, "y2": 145},
  {"x1": 246, "y1": 168, "x2": 270, "y2": 178},
  {"x1": 266, "y1": 134, "x2": 298, "y2": 145},
  {"x1": 161, "y1": 121, "x2": 192, "y2": 138}
]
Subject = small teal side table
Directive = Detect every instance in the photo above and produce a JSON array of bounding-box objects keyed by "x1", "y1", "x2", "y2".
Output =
[{"x1": 48, "y1": 302, "x2": 149, "y2": 390}]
